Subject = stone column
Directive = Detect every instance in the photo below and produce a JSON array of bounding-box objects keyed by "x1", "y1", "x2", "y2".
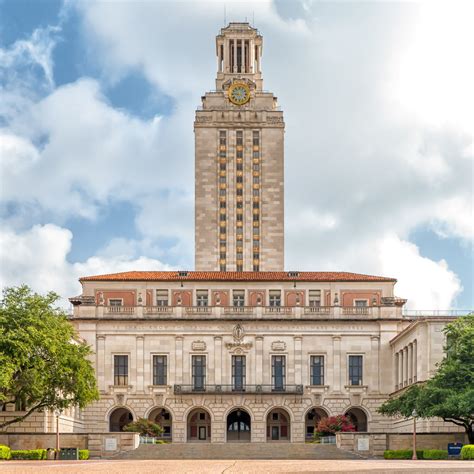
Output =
[
  {"x1": 408, "y1": 343, "x2": 413, "y2": 384},
  {"x1": 413, "y1": 340, "x2": 418, "y2": 382},
  {"x1": 398, "y1": 350, "x2": 403, "y2": 389},
  {"x1": 97, "y1": 336, "x2": 106, "y2": 392},
  {"x1": 250, "y1": 40, "x2": 255, "y2": 73},
  {"x1": 136, "y1": 336, "x2": 144, "y2": 393},
  {"x1": 233, "y1": 38, "x2": 237, "y2": 72},
  {"x1": 332, "y1": 336, "x2": 341, "y2": 392},
  {"x1": 294, "y1": 337, "x2": 302, "y2": 385},
  {"x1": 403, "y1": 347, "x2": 408, "y2": 386},
  {"x1": 255, "y1": 336, "x2": 263, "y2": 385},
  {"x1": 394, "y1": 352, "x2": 399, "y2": 390},
  {"x1": 175, "y1": 336, "x2": 183, "y2": 384},
  {"x1": 370, "y1": 336, "x2": 380, "y2": 392},
  {"x1": 214, "y1": 337, "x2": 222, "y2": 385}
]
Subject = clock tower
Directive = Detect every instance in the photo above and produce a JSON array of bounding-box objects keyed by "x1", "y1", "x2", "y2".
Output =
[{"x1": 195, "y1": 22, "x2": 284, "y2": 272}]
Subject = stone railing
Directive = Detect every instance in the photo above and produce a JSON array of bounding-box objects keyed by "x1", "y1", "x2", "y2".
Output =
[
  {"x1": 173, "y1": 384, "x2": 304, "y2": 395},
  {"x1": 73, "y1": 305, "x2": 404, "y2": 320},
  {"x1": 105, "y1": 306, "x2": 135, "y2": 315}
]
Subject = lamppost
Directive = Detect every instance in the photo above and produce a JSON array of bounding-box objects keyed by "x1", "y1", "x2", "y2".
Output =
[
  {"x1": 412, "y1": 409, "x2": 418, "y2": 460},
  {"x1": 55, "y1": 409, "x2": 61, "y2": 457}
]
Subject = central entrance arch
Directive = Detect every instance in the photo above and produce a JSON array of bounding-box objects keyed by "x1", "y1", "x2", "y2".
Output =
[
  {"x1": 226, "y1": 408, "x2": 251, "y2": 442},
  {"x1": 266, "y1": 408, "x2": 290, "y2": 442},
  {"x1": 187, "y1": 408, "x2": 211, "y2": 442}
]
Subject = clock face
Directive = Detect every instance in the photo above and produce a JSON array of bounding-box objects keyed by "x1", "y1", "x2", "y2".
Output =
[{"x1": 228, "y1": 83, "x2": 250, "y2": 106}]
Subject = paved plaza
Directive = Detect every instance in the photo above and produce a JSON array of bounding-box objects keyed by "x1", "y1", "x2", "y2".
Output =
[{"x1": 1, "y1": 460, "x2": 474, "y2": 473}]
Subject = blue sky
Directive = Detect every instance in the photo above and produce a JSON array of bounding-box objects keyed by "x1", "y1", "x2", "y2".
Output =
[{"x1": 0, "y1": 0, "x2": 472, "y2": 309}]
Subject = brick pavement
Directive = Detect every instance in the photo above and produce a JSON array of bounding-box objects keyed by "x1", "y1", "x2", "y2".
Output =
[{"x1": 1, "y1": 460, "x2": 474, "y2": 473}]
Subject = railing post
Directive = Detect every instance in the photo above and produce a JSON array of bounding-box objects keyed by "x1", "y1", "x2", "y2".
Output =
[
  {"x1": 334, "y1": 306, "x2": 341, "y2": 319},
  {"x1": 137, "y1": 306, "x2": 143, "y2": 318},
  {"x1": 97, "y1": 305, "x2": 104, "y2": 318}
]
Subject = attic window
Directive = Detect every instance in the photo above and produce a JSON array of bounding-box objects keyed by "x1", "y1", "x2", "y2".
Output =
[
  {"x1": 178, "y1": 271, "x2": 189, "y2": 277},
  {"x1": 288, "y1": 271, "x2": 299, "y2": 278}
]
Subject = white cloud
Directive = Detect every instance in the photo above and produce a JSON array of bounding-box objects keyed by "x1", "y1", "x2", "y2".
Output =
[
  {"x1": 0, "y1": 223, "x2": 172, "y2": 305},
  {"x1": 377, "y1": 234, "x2": 462, "y2": 310},
  {"x1": 1, "y1": 1, "x2": 472, "y2": 309}
]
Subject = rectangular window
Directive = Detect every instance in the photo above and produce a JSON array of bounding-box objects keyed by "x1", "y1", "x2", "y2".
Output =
[
  {"x1": 253, "y1": 130, "x2": 260, "y2": 146},
  {"x1": 220, "y1": 264, "x2": 226, "y2": 271},
  {"x1": 348, "y1": 355, "x2": 363, "y2": 385},
  {"x1": 220, "y1": 162, "x2": 226, "y2": 170},
  {"x1": 253, "y1": 163, "x2": 260, "y2": 171},
  {"x1": 253, "y1": 176, "x2": 260, "y2": 184},
  {"x1": 237, "y1": 188, "x2": 243, "y2": 196},
  {"x1": 220, "y1": 201, "x2": 226, "y2": 208},
  {"x1": 196, "y1": 290, "x2": 208, "y2": 307},
  {"x1": 219, "y1": 176, "x2": 226, "y2": 184},
  {"x1": 236, "y1": 150, "x2": 243, "y2": 159},
  {"x1": 236, "y1": 252, "x2": 243, "y2": 260},
  {"x1": 192, "y1": 355, "x2": 206, "y2": 391},
  {"x1": 309, "y1": 290, "x2": 321, "y2": 307},
  {"x1": 220, "y1": 252, "x2": 226, "y2": 259},
  {"x1": 232, "y1": 355, "x2": 246, "y2": 390},
  {"x1": 236, "y1": 227, "x2": 243, "y2": 235},
  {"x1": 355, "y1": 300, "x2": 368, "y2": 307},
  {"x1": 252, "y1": 189, "x2": 259, "y2": 196},
  {"x1": 253, "y1": 201, "x2": 259, "y2": 209},
  {"x1": 233, "y1": 290, "x2": 245, "y2": 307},
  {"x1": 253, "y1": 214, "x2": 259, "y2": 221},
  {"x1": 269, "y1": 290, "x2": 281, "y2": 307},
  {"x1": 236, "y1": 201, "x2": 243, "y2": 209},
  {"x1": 236, "y1": 130, "x2": 243, "y2": 146},
  {"x1": 153, "y1": 355, "x2": 167, "y2": 385},
  {"x1": 310, "y1": 356, "x2": 324, "y2": 385},
  {"x1": 219, "y1": 130, "x2": 226, "y2": 146},
  {"x1": 156, "y1": 290, "x2": 168, "y2": 307},
  {"x1": 220, "y1": 214, "x2": 226, "y2": 221},
  {"x1": 272, "y1": 355, "x2": 286, "y2": 391},
  {"x1": 220, "y1": 189, "x2": 226, "y2": 196},
  {"x1": 253, "y1": 151, "x2": 259, "y2": 158},
  {"x1": 236, "y1": 175, "x2": 243, "y2": 183},
  {"x1": 237, "y1": 265, "x2": 243, "y2": 271},
  {"x1": 114, "y1": 355, "x2": 128, "y2": 386},
  {"x1": 109, "y1": 299, "x2": 122, "y2": 307},
  {"x1": 253, "y1": 265, "x2": 259, "y2": 271}
]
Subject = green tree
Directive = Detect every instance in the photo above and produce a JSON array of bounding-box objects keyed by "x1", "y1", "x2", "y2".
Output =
[
  {"x1": 0, "y1": 285, "x2": 99, "y2": 430},
  {"x1": 123, "y1": 418, "x2": 164, "y2": 437},
  {"x1": 378, "y1": 314, "x2": 474, "y2": 443}
]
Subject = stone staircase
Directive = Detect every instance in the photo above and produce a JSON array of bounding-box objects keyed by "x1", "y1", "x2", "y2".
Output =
[{"x1": 114, "y1": 442, "x2": 362, "y2": 460}]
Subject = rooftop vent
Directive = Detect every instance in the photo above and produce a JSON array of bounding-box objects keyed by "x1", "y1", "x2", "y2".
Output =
[
  {"x1": 288, "y1": 271, "x2": 299, "y2": 278},
  {"x1": 178, "y1": 271, "x2": 189, "y2": 277}
]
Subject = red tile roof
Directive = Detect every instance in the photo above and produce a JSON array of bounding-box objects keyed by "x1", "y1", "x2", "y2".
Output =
[{"x1": 80, "y1": 271, "x2": 396, "y2": 283}]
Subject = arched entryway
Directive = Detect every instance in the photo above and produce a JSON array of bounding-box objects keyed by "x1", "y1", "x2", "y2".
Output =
[
  {"x1": 109, "y1": 407, "x2": 133, "y2": 432},
  {"x1": 148, "y1": 407, "x2": 173, "y2": 441},
  {"x1": 187, "y1": 408, "x2": 211, "y2": 442},
  {"x1": 226, "y1": 408, "x2": 251, "y2": 442},
  {"x1": 266, "y1": 408, "x2": 290, "y2": 442},
  {"x1": 345, "y1": 407, "x2": 368, "y2": 432},
  {"x1": 305, "y1": 407, "x2": 328, "y2": 440}
]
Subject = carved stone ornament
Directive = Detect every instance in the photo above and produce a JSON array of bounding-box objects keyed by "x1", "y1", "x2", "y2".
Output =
[
  {"x1": 192, "y1": 340, "x2": 207, "y2": 351},
  {"x1": 116, "y1": 394, "x2": 124, "y2": 405},
  {"x1": 225, "y1": 341, "x2": 253, "y2": 351},
  {"x1": 98, "y1": 291, "x2": 105, "y2": 306},
  {"x1": 233, "y1": 324, "x2": 245, "y2": 342},
  {"x1": 271, "y1": 341, "x2": 286, "y2": 351}
]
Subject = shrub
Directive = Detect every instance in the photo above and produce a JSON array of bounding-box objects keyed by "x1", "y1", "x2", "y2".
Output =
[
  {"x1": 10, "y1": 449, "x2": 46, "y2": 460},
  {"x1": 78, "y1": 449, "x2": 90, "y2": 460},
  {"x1": 423, "y1": 449, "x2": 448, "y2": 459},
  {"x1": 461, "y1": 445, "x2": 474, "y2": 460},
  {"x1": 316, "y1": 415, "x2": 355, "y2": 436},
  {"x1": 123, "y1": 418, "x2": 163, "y2": 437},
  {"x1": 0, "y1": 445, "x2": 11, "y2": 460},
  {"x1": 384, "y1": 449, "x2": 424, "y2": 459}
]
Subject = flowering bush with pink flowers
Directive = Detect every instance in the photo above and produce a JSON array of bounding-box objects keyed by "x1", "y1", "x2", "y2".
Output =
[{"x1": 316, "y1": 415, "x2": 355, "y2": 435}]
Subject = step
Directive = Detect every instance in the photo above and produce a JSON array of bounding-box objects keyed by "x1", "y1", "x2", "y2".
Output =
[{"x1": 114, "y1": 443, "x2": 361, "y2": 460}]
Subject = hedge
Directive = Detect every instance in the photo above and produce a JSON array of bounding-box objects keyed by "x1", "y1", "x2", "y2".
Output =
[
  {"x1": 78, "y1": 449, "x2": 90, "y2": 460},
  {"x1": 10, "y1": 449, "x2": 47, "y2": 460},
  {"x1": 384, "y1": 449, "x2": 424, "y2": 459},
  {"x1": 461, "y1": 445, "x2": 474, "y2": 460},
  {"x1": 0, "y1": 445, "x2": 11, "y2": 460},
  {"x1": 423, "y1": 449, "x2": 448, "y2": 460}
]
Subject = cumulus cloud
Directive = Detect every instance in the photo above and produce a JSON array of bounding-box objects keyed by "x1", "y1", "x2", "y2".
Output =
[
  {"x1": 0, "y1": 1, "x2": 472, "y2": 308},
  {"x1": 0, "y1": 223, "x2": 172, "y2": 305}
]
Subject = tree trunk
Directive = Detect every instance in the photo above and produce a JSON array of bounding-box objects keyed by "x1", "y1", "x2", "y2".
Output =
[{"x1": 467, "y1": 424, "x2": 474, "y2": 444}]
